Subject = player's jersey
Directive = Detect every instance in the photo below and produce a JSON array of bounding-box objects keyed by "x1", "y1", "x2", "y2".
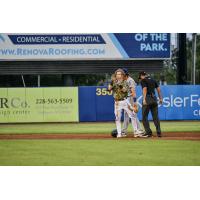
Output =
[
  {"x1": 111, "y1": 80, "x2": 129, "y2": 101},
  {"x1": 126, "y1": 76, "x2": 136, "y2": 96}
]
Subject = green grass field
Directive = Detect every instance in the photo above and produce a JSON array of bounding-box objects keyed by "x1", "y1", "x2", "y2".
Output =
[
  {"x1": 0, "y1": 121, "x2": 199, "y2": 166},
  {"x1": 0, "y1": 139, "x2": 199, "y2": 166},
  {"x1": 0, "y1": 121, "x2": 200, "y2": 134}
]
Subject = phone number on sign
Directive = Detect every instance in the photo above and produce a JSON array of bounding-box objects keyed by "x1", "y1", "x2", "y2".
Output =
[{"x1": 36, "y1": 98, "x2": 73, "y2": 104}]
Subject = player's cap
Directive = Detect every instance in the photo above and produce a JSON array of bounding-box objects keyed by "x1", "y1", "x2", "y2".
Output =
[
  {"x1": 138, "y1": 71, "x2": 147, "y2": 79},
  {"x1": 122, "y1": 68, "x2": 129, "y2": 75}
]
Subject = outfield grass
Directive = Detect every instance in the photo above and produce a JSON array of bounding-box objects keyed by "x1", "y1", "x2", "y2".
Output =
[
  {"x1": 0, "y1": 121, "x2": 199, "y2": 134},
  {"x1": 0, "y1": 139, "x2": 199, "y2": 166}
]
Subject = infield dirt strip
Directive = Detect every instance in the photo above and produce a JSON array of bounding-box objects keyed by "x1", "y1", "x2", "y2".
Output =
[{"x1": 0, "y1": 132, "x2": 200, "y2": 140}]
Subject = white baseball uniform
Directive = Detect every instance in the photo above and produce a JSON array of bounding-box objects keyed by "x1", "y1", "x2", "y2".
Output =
[
  {"x1": 114, "y1": 99, "x2": 138, "y2": 136},
  {"x1": 122, "y1": 76, "x2": 143, "y2": 133}
]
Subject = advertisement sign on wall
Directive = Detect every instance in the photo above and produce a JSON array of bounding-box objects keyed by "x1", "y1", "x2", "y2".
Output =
[
  {"x1": 79, "y1": 85, "x2": 200, "y2": 121},
  {"x1": 0, "y1": 33, "x2": 171, "y2": 60},
  {"x1": 0, "y1": 87, "x2": 79, "y2": 123},
  {"x1": 1, "y1": 85, "x2": 198, "y2": 123}
]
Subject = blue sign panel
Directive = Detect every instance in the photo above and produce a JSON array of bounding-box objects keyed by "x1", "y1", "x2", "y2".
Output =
[
  {"x1": 8, "y1": 34, "x2": 106, "y2": 45},
  {"x1": 79, "y1": 85, "x2": 200, "y2": 122},
  {"x1": 114, "y1": 33, "x2": 171, "y2": 59}
]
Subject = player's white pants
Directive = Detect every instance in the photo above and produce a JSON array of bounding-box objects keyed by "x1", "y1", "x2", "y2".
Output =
[
  {"x1": 114, "y1": 99, "x2": 138, "y2": 135},
  {"x1": 122, "y1": 97, "x2": 142, "y2": 133}
]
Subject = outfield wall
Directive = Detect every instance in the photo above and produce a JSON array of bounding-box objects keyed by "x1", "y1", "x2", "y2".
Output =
[
  {"x1": 0, "y1": 85, "x2": 199, "y2": 123},
  {"x1": 79, "y1": 85, "x2": 200, "y2": 121},
  {"x1": 0, "y1": 87, "x2": 79, "y2": 123}
]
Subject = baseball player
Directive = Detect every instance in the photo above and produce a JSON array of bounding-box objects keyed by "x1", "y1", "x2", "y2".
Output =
[
  {"x1": 108, "y1": 68, "x2": 145, "y2": 138},
  {"x1": 121, "y1": 68, "x2": 144, "y2": 135}
]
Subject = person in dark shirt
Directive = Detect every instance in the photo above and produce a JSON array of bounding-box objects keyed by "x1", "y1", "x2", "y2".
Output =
[{"x1": 139, "y1": 71, "x2": 163, "y2": 137}]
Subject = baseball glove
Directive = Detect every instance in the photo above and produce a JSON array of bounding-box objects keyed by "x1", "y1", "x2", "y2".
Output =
[
  {"x1": 128, "y1": 103, "x2": 139, "y2": 113},
  {"x1": 133, "y1": 103, "x2": 139, "y2": 113}
]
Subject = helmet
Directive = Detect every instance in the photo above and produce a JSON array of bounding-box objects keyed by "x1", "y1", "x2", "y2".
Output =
[
  {"x1": 122, "y1": 68, "x2": 129, "y2": 76},
  {"x1": 111, "y1": 129, "x2": 118, "y2": 138}
]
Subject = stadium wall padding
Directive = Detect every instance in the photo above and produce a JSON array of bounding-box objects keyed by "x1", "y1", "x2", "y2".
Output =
[
  {"x1": 79, "y1": 85, "x2": 200, "y2": 121},
  {"x1": 0, "y1": 85, "x2": 199, "y2": 123}
]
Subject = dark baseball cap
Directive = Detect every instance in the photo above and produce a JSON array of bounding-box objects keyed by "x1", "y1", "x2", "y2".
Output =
[
  {"x1": 122, "y1": 68, "x2": 129, "y2": 75},
  {"x1": 138, "y1": 71, "x2": 147, "y2": 79}
]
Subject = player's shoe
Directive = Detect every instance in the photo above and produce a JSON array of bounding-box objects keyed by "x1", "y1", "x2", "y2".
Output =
[
  {"x1": 134, "y1": 134, "x2": 149, "y2": 138},
  {"x1": 117, "y1": 133, "x2": 122, "y2": 138},
  {"x1": 122, "y1": 132, "x2": 127, "y2": 137},
  {"x1": 157, "y1": 133, "x2": 162, "y2": 137},
  {"x1": 141, "y1": 133, "x2": 153, "y2": 138},
  {"x1": 134, "y1": 133, "x2": 141, "y2": 138},
  {"x1": 134, "y1": 131, "x2": 149, "y2": 138},
  {"x1": 137, "y1": 129, "x2": 145, "y2": 134}
]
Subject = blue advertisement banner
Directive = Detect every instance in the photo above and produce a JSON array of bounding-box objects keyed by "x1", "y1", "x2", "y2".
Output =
[
  {"x1": 79, "y1": 85, "x2": 200, "y2": 122},
  {"x1": 114, "y1": 33, "x2": 171, "y2": 59}
]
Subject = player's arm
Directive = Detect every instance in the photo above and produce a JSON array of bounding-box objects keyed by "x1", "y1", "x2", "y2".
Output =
[
  {"x1": 108, "y1": 83, "x2": 113, "y2": 91},
  {"x1": 156, "y1": 87, "x2": 163, "y2": 104},
  {"x1": 108, "y1": 74, "x2": 116, "y2": 91},
  {"x1": 130, "y1": 79, "x2": 137, "y2": 103},
  {"x1": 141, "y1": 79, "x2": 147, "y2": 105},
  {"x1": 142, "y1": 87, "x2": 147, "y2": 105},
  {"x1": 130, "y1": 87, "x2": 136, "y2": 98},
  {"x1": 130, "y1": 87, "x2": 137, "y2": 105},
  {"x1": 155, "y1": 81, "x2": 162, "y2": 104},
  {"x1": 108, "y1": 80, "x2": 114, "y2": 91}
]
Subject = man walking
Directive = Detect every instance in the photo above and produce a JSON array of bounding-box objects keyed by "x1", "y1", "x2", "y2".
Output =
[{"x1": 139, "y1": 71, "x2": 163, "y2": 137}]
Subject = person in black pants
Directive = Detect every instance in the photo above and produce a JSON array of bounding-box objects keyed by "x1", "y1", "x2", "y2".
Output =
[{"x1": 138, "y1": 71, "x2": 163, "y2": 137}]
